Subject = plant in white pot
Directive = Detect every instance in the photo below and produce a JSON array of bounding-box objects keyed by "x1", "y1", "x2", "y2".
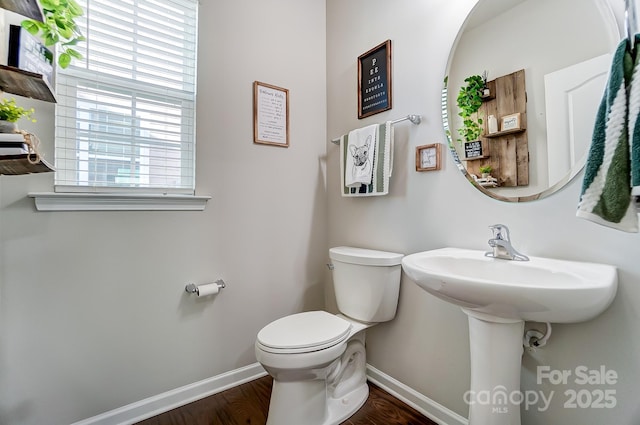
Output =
[
  {"x1": 0, "y1": 98, "x2": 36, "y2": 133},
  {"x1": 479, "y1": 164, "x2": 493, "y2": 179}
]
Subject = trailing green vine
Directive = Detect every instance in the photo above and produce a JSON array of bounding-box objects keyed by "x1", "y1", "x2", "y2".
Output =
[
  {"x1": 456, "y1": 75, "x2": 485, "y2": 143},
  {"x1": 21, "y1": 0, "x2": 85, "y2": 69}
]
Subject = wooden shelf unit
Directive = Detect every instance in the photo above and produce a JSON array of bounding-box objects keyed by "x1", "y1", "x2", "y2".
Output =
[
  {"x1": 465, "y1": 69, "x2": 528, "y2": 188},
  {"x1": 0, "y1": 1, "x2": 57, "y2": 176}
]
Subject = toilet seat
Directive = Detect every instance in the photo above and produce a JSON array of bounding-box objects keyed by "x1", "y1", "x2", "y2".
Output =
[{"x1": 257, "y1": 311, "x2": 352, "y2": 354}]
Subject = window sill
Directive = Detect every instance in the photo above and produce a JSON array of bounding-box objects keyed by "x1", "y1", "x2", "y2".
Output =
[{"x1": 28, "y1": 192, "x2": 211, "y2": 211}]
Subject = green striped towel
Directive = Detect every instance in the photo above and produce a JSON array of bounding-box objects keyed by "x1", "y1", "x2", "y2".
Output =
[
  {"x1": 630, "y1": 35, "x2": 640, "y2": 198},
  {"x1": 340, "y1": 122, "x2": 392, "y2": 197},
  {"x1": 577, "y1": 38, "x2": 638, "y2": 232}
]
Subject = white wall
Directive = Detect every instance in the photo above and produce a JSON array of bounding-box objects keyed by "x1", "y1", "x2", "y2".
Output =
[
  {"x1": 327, "y1": 0, "x2": 640, "y2": 424},
  {"x1": 2, "y1": 1, "x2": 640, "y2": 425},
  {"x1": 0, "y1": 1, "x2": 327, "y2": 424}
]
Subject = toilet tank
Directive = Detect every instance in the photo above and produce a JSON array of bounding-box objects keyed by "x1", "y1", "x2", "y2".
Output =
[{"x1": 329, "y1": 246, "x2": 403, "y2": 323}]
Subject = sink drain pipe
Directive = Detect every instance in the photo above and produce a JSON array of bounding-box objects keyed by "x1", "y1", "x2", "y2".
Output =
[{"x1": 523, "y1": 322, "x2": 552, "y2": 348}]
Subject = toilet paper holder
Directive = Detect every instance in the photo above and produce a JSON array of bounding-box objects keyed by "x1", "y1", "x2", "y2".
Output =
[{"x1": 185, "y1": 279, "x2": 226, "y2": 295}]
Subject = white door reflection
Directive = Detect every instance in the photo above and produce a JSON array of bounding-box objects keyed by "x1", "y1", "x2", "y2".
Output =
[{"x1": 544, "y1": 54, "x2": 611, "y2": 187}]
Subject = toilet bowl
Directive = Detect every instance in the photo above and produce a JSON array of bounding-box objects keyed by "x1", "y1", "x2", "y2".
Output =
[{"x1": 255, "y1": 247, "x2": 403, "y2": 425}]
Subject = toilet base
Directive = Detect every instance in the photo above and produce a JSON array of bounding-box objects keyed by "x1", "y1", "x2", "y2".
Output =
[
  {"x1": 266, "y1": 378, "x2": 369, "y2": 425},
  {"x1": 264, "y1": 337, "x2": 369, "y2": 425},
  {"x1": 325, "y1": 382, "x2": 369, "y2": 425}
]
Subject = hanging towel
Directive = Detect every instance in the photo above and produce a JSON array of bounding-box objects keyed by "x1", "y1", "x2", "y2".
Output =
[
  {"x1": 629, "y1": 34, "x2": 640, "y2": 197},
  {"x1": 344, "y1": 124, "x2": 378, "y2": 187},
  {"x1": 340, "y1": 122, "x2": 392, "y2": 197},
  {"x1": 577, "y1": 37, "x2": 639, "y2": 232}
]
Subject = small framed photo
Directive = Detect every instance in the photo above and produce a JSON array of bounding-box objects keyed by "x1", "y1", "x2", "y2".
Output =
[
  {"x1": 358, "y1": 40, "x2": 392, "y2": 119},
  {"x1": 253, "y1": 81, "x2": 289, "y2": 147},
  {"x1": 500, "y1": 113, "x2": 521, "y2": 131},
  {"x1": 416, "y1": 143, "x2": 441, "y2": 172}
]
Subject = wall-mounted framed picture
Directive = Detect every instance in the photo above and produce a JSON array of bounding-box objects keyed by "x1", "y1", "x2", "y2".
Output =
[
  {"x1": 358, "y1": 40, "x2": 392, "y2": 119},
  {"x1": 416, "y1": 143, "x2": 442, "y2": 172},
  {"x1": 253, "y1": 81, "x2": 289, "y2": 148},
  {"x1": 500, "y1": 112, "x2": 521, "y2": 131},
  {"x1": 8, "y1": 25, "x2": 54, "y2": 84}
]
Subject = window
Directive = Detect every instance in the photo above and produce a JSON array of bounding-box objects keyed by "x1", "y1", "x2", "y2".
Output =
[{"x1": 55, "y1": 0, "x2": 198, "y2": 194}]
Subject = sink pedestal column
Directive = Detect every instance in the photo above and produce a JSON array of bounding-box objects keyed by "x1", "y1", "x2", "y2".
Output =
[{"x1": 464, "y1": 309, "x2": 524, "y2": 425}]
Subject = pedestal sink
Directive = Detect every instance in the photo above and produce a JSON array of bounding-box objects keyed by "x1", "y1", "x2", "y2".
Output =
[{"x1": 401, "y1": 247, "x2": 617, "y2": 425}]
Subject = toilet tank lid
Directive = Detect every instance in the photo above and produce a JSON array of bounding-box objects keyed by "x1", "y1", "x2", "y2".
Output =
[{"x1": 329, "y1": 246, "x2": 403, "y2": 266}]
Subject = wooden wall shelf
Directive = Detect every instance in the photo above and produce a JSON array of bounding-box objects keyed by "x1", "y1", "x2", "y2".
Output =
[
  {"x1": 465, "y1": 154, "x2": 490, "y2": 161},
  {"x1": 0, "y1": 4, "x2": 57, "y2": 103},
  {"x1": 0, "y1": 154, "x2": 54, "y2": 175},
  {"x1": 0, "y1": 0, "x2": 43, "y2": 21},
  {"x1": 0, "y1": 65, "x2": 56, "y2": 103},
  {"x1": 484, "y1": 127, "x2": 526, "y2": 138}
]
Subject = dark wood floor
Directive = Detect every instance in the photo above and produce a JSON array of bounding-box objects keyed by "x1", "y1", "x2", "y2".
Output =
[{"x1": 136, "y1": 375, "x2": 437, "y2": 425}]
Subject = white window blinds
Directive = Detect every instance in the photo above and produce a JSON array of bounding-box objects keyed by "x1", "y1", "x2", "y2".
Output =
[{"x1": 55, "y1": 0, "x2": 198, "y2": 193}]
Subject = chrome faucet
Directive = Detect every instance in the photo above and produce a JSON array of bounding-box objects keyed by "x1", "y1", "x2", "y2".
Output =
[{"x1": 485, "y1": 224, "x2": 529, "y2": 261}]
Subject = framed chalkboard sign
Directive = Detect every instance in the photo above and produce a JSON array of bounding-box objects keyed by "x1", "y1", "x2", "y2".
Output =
[
  {"x1": 464, "y1": 140, "x2": 483, "y2": 159},
  {"x1": 358, "y1": 40, "x2": 392, "y2": 119}
]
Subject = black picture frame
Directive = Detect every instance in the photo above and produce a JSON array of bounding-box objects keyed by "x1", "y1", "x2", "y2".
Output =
[
  {"x1": 464, "y1": 141, "x2": 483, "y2": 159},
  {"x1": 358, "y1": 40, "x2": 392, "y2": 119}
]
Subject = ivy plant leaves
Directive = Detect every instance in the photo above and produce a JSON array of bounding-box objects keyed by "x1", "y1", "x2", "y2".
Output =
[
  {"x1": 21, "y1": 0, "x2": 85, "y2": 69},
  {"x1": 456, "y1": 75, "x2": 485, "y2": 144}
]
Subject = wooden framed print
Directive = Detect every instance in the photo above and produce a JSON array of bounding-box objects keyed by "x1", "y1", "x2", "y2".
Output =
[
  {"x1": 253, "y1": 81, "x2": 289, "y2": 147},
  {"x1": 500, "y1": 112, "x2": 521, "y2": 131},
  {"x1": 416, "y1": 143, "x2": 441, "y2": 171},
  {"x1": 358, "y1": 40, "x2": 392, "y2": 119}
]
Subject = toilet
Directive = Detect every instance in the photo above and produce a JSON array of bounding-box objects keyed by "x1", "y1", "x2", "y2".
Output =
[{"x1": 255, "y1": 246, "x2": 403, "y2": 425}]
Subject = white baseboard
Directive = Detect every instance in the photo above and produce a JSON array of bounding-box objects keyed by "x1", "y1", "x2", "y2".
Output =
[
  {"x1": 70, "y1": 363, "x2": 267, "y2": 425},
  {"x1": 366, "y1": 364, "x2": 469, "y2": 425},
  {"x1": 71, "y1": 362, "x2": 466, "y2": 425}
]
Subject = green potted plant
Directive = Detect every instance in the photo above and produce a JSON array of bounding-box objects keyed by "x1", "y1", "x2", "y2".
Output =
[
  {"x1": 456, "y1": 74, "x2": 485, "y2": 144},
  {"x1": 21, "y1": 0, "x2": 85, "y2": 69},
  {"x1": 0, "y1": 98, "x2": 36, "y2": 132},
  {"x1": 479, "y1": 164, "x2": 493, "y2": 179}
]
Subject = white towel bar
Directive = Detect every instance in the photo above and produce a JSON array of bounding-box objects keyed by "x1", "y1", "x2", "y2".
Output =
[{"x1": 330, "y1": 114, "x2": 421, "y2": 145}]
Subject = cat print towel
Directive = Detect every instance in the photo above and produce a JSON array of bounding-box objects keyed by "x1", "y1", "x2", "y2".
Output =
[
  {"x1": 339, "y1": 122, "x2": 393, "y2": 197},
  {"x1": 345, "y1": 124, "x2": 378, "y2": 187}
]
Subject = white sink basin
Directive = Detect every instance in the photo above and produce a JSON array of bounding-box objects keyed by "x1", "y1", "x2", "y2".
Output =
[
  {"x1": 403, "y1": 247, "x2": 618, "y2": 425},
  {"x1": 401, "y1": 247, "x2": 617, "y2": 323}
]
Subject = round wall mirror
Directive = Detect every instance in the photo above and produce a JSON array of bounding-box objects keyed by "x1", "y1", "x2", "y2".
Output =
[{"x1": 443, "y1": 0, "x2": 620, "y2": 202}]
